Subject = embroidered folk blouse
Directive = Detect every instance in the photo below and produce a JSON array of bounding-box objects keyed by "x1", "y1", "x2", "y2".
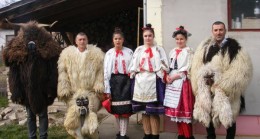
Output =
[{"x1": 128, "y1": 45, "x2": 169, "y2": 79}]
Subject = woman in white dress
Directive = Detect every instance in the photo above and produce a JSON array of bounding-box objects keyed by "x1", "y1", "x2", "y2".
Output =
[
  {"x1": 129, "y1": 24, "x2": 169, "y2": 139},
  {"x1": 104, "y1": 28, "x2": 133, "y2": 139},
  {"x1": 163, "y1": 26, "x2": 195, "y2": 139}
]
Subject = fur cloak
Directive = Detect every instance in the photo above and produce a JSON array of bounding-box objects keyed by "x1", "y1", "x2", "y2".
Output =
[
  {"x1": 57, "y1": 45, "x2": 104, "y2": 139},
  {"x1": 190, "y1": 37, "x2": 253, "y2": 128},
  {"x1": 3, "y1": 21, "x2": 62, "y2": 114}
]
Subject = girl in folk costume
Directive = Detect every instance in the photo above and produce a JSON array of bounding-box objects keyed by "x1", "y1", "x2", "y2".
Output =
[
  {"x1": 164, "y1": 26, "x2": 195, "y2": 139},
  {"x1": 104, "y1": 28, "x2": 133, "y2": 139},
  {"x1": 129, "y1": 24, "x2": 169, "y2": 139}
]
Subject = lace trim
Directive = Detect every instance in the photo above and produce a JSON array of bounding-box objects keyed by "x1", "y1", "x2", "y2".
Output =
[
  {"x1": 111, "y1": 101, "x2": 131, "y2": 106},
  {"x1": 170, "y1": 117, "x2": 192, "y2": 123}
]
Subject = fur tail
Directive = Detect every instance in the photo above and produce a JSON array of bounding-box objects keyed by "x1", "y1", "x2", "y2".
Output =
[
  {"x1": 212, "y1": 88, "x2": 233, "y2": 128},
  {"x1": 81, "y1": 112, "x2": 98, "y2": 135},
  {"x1": 193, "y1": 64, "x2": 216, "y2": 127}
]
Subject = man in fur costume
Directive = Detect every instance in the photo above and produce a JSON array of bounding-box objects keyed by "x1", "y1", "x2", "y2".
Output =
[
  {"x1": 3, "y1": 20, "x2": 62, "y2": 139},
  {"x1": 57, "y1": 32, "x2": 104, "y2": 139},
  {"x1": 190, "y1": 21, "x2": 253, "y2": 139}
]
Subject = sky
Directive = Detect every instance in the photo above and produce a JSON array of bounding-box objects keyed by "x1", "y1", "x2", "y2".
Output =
[{"x1": 0, "y1": 0, "x2": 21, "y2": 8}]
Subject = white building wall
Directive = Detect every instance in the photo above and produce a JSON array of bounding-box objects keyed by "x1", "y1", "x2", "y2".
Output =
[
  {"x1": 0, "y1": 29, "x2": 14, "y2": 50},
  {"x1": 146, "y1": 0, "x2": 260, "y2": 115},
  {"x1": 146, "y1": 0, "x2": 163, "y2": 46}
]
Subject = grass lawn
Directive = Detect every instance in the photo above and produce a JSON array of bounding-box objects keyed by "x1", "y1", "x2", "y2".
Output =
[
  {"x1": 0, "y1": 96, "x2": 8, "y2": 107},
  {"x1": 0, "y1": 124, "x2": 74, "y2": 139}
]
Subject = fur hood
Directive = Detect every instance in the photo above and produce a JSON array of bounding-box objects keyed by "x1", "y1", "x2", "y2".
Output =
[
  {"x1": 3, "y1": 21, "x2": 61, "y2": 65},
  {"x1": 190, "y1": 37, "x2": 253, "y2": 128},
  {"x1": 57, "y1": 44, "x2": 105, "y2": 102}
]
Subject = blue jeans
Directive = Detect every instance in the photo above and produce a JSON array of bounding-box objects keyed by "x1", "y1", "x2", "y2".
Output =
[{"x1": 26, "y1": 106, "x2": 48, "y2": 139}]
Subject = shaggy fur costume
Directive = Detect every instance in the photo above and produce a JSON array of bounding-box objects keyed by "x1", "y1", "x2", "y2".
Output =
[
  {"x1": 58, "y1": 45, "x2": 104, "y2": 139},
  {"x1": 3, "y1": 21, "x2": 61, "y2": 114},
  {"x1": 190, "y1": 37, "x2": 253, "y2": 128}
]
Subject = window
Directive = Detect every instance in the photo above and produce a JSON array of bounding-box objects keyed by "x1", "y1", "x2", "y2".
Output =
[
  {"x1": 6, "y1": 35, "x2": 15, "y2": 43},
  {"x1": 228, "y1": 0, "x2": 260, "y2": 31}
]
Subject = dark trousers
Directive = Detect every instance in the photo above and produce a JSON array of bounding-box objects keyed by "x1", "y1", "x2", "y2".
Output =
[
  {"x1": 26, "y1": 106, "x2": 48, "y2": 139},
  {"x1": 206, "y1": 122, "x2": 236, "y2": 139}
]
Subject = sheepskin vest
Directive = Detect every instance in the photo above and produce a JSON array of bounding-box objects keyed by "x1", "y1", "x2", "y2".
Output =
[
  {"x1": 57, "y1": 45, "x2": 104, "y2": 102},
  {"x1": 190, "y1": 37, "x2": 253, "y2": 128}
]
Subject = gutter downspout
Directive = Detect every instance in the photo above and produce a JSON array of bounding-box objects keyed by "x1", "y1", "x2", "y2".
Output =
[{"x1": 143, "y1": 0, "x2": 147, "y2": 27}]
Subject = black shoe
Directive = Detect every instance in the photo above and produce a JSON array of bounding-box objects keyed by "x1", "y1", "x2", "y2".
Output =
[
  {"x1": 178, "y1": 135, "x2": 185, "y2": 139},
  {"x1": 143, "y1": 134, "x2": 151, "y2": 139},
  {"x1": 151, "y1": 135, "x2": 159, "y2": 139},
  {"x1": 187, "y1": 136, "x2": 195, "y2": 139},
  {"x1": 206, "y1": 136, "x2": 216, "y2": 139},
  {"x1": 116, "y1": 132, "x2": 120, "y2": 139},
  {"x1": 118, "y1": 135, "x2": 129, "y2": 139},
  {"x1": 116, "y1": 132, "x2": 120, "y2": 136}
]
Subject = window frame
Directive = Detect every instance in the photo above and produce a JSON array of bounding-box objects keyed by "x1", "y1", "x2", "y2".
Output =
[{"x1": 228, "y1": 0, "x2": 260, "y2": 31}]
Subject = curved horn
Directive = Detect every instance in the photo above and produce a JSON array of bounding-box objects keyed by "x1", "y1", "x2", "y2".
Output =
[
  {"x1": 37, "y1": 21, "x2": 58, "y2": 28},
  {"x1": 5, "y1": 18, "x2": 26, "y2": 27}
]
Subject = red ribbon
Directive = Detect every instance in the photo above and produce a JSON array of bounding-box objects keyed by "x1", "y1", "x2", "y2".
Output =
[
  {"x1": 114, "y1": 49, "x2": 126, "y2": 74},
  {"x1": 116, "y1": 49, "x2": 123, "y2": 57},
  {"x1": 145, "y1": 47, "x2": 153, "y2": 58},
  {"x1": 176, "y1": 28, "x2": 187, "y2": 32},
  {"x1": 142, "y1": 27, "x2": 154, "y2": 31},
  {"x1": 175, "y1": 49, "x2": 182, "y2": 59}
]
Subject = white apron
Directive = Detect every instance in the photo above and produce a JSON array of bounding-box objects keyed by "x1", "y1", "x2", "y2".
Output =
[
  {"x1": 132, "y1": 72, "x2": 157, "y2": 102},
  {"x1": 163, "y1": 70, "x2": 184, "y2": 108}
]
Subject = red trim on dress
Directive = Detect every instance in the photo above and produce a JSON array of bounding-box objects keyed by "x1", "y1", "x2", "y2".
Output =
[
  {"x1": 140, "y1": 47, "x2": 154, "y2": 72},
  {"x1": 114, "y1": 50, "x2": 127, "y2": 74}
]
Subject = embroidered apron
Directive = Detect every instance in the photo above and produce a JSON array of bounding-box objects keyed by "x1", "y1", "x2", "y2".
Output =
[
  {"x1": 132, "y1": 72, "x2": 157, "y2": 103},
  {"x1": 164, "y1": 70, "x2": 184, "y2": 108}
]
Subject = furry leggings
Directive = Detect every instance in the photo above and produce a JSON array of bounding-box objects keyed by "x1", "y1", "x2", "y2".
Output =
[
  {"x1": 116, "y1": 117, "x2": 129, "y2": 136},
  {"x1": 177, "y1": 122, "x2": 193, "y2": 138},
  {"x1": 142, "y1": 114, "x2": 160, "y2": 135}
]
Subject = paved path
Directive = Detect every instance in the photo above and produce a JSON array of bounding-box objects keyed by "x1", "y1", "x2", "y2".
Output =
[{"x1": 98, "y1": 108, "x2": 259, "y2": 139}]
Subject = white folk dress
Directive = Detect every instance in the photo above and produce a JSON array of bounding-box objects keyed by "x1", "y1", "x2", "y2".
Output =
[
  {"x1": 164, "y1": 47, "x2": 194, "y2": 123},
  {"x1": 129, "y1": 45, "x2": 169, "y2": 114}
]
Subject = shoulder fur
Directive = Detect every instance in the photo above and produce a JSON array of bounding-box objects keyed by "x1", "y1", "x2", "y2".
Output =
[
  {"x1": 221, "y1": 38, "x2": 241, "y2": 63},
  {"x1": 190, "y1": 37, "x2": 213, "y2": 95},
  {"x1": 86, "y1": 44, "x2": 105, "y2": 62}
]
